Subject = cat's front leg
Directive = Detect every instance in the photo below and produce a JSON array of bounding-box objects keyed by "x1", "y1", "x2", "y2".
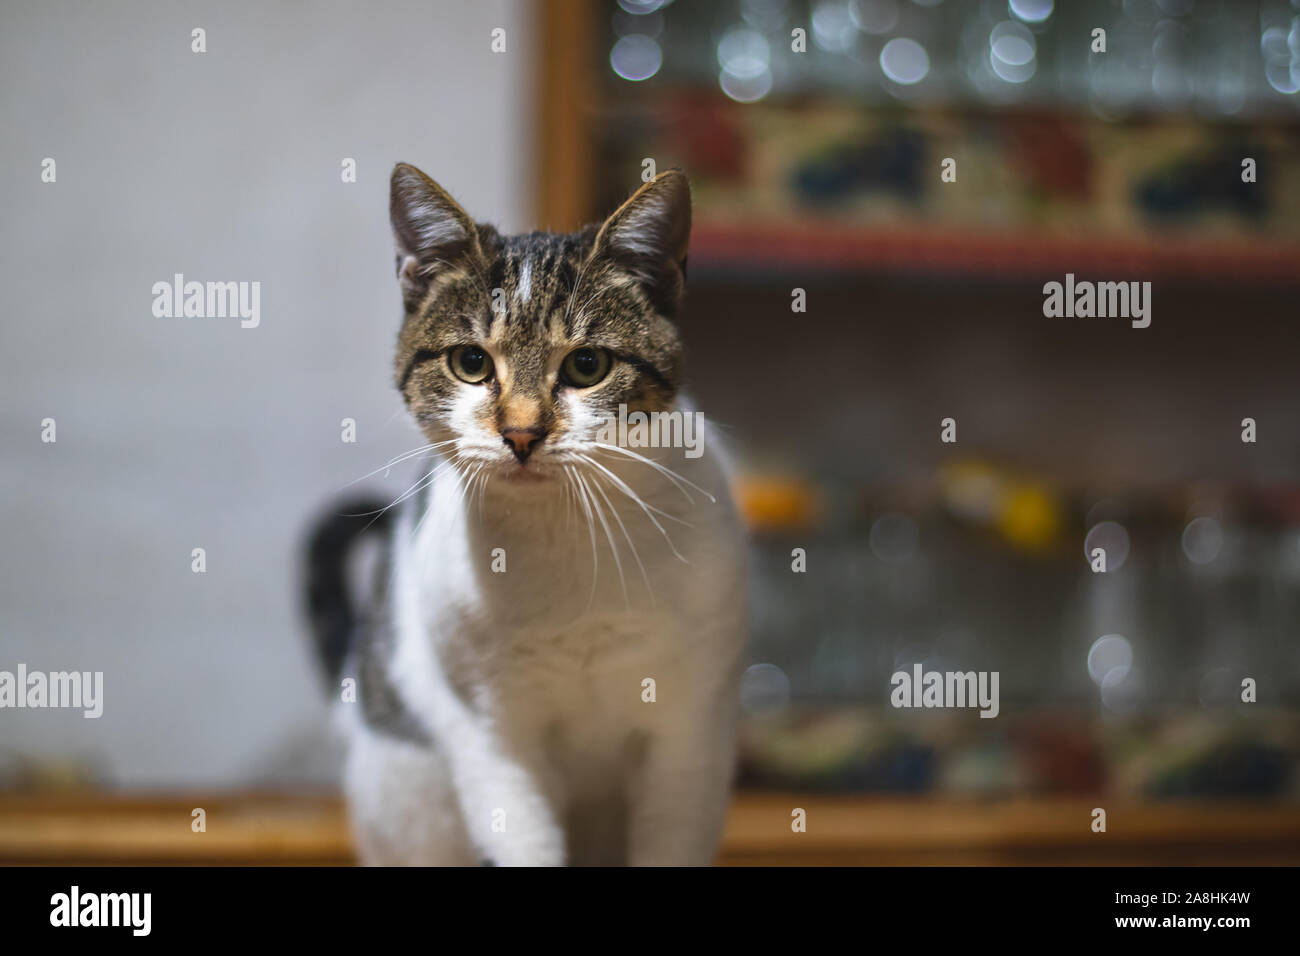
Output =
[
  {"x1": 439, "y1": 710, "x2": 566, "y2": 866},
  {"x1": 625, "y1": 723, "x2": 737, "y2": 866}
]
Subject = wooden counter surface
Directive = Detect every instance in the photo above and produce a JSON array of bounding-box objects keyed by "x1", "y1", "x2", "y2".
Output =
[{"x1": 2, "y1": 792, "x2": 1297, "y2": 866}]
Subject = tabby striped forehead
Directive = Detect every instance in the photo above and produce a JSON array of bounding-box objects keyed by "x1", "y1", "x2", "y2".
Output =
[
  {"x1": 395, "y1": 222, "x2": 682, "y2": 403},
  {"x1": 488, "y1": 229, "x2": 586, "y2": 334}
]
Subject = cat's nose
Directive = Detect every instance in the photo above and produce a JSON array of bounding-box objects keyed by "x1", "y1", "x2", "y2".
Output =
[{"x1": 501, "y1": 427, "x2": 547, "y2": 463}]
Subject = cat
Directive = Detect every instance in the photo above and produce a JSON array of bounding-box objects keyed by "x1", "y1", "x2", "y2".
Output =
[{"x1": 304, "y1": 162, "x2": 748, "y2": 865}]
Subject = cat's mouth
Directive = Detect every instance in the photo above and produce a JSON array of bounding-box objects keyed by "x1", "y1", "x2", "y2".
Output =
[{"x1": 496, "y1": 460, "x2": 554, "y2": 484}]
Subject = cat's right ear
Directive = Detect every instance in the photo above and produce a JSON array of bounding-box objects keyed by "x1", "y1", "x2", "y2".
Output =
[{"x1": 390, "y1": 163, "x2": 480, "y2": 307}]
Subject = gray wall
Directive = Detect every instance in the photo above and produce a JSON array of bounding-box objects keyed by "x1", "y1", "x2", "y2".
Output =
[{"x1": 0, "y1": 0, "x2": 535, "y2": 787}]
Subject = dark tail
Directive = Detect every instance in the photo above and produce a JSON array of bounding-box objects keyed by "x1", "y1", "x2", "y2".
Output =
[{"x1": 303, "y1": 498, "x2": 391, "y2": 689}]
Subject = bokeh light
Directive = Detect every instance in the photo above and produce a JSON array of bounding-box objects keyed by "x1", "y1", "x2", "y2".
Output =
[
  {"x1": 1088, "y1": 634, "x2": 1133, "y2": 686},
  {"x1": 812, "y1": 0, "x2": 857, "y2": 53},
  {"x1": 990, "y1": 21, "x2": 1036, "y2": 83},
  {"x1": 1182, "y1": 516, "x2": 1224, "y2": 565},
  {"x1": 719, "y1": 66, "x2": 773, "y2": 102},
  {"x1": 740, "y1": 663, "x2": 792, "y2": 715},
  {"x1": 610, "y1": 34, "x2": 662, "y2": 81},
  {"x1": 880, "y1": 37, "x2": 930, "y2": 85},
  {"x1": 1084, "y1": 520, "x2": 1131, "y2": 571},
  {"x1": 848, "y1": 0, "x2": 899, "y2": 35},
  {"x1": 717, "y1": 26, "x2": 771, "y2": 80},
  {"x1": 1009, "y1": 0, "x2": 1054, "y2": 24}
]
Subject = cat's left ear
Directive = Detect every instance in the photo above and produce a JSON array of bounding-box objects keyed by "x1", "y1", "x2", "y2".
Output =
[
  {"x1": 390, "y1": 163, "x2": 482, "y2": 308},
  {"x1": 590, "y1": 169, "x2": 691, "y2": 316}
]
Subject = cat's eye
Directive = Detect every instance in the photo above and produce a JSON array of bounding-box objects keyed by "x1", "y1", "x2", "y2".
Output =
[
  {"x1": 449, "y1": 344, "x2": 493, "y2": 384},
  {"x1": 560, "y1": 347, "x2": 612, "y2": 388}
]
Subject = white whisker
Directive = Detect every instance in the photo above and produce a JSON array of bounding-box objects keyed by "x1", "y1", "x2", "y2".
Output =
[
  {"x1": 342, "y1": 439, "x2": 460, "y2": 489},
  {"x1": 577, "y1": 453, "x2": 690, "y2": 527},
  {"x1": 576, "y1": 466, "x2": 627, "y2": 607},
  {"x1": 452, "y1": 462, "x2": 484, "y2": 520},
  {"x1": 346, "y1": 454, "x2": 456, "y2": 536},
  {"x1": 589, "y1": 443, "x2": 716, "y2": 505},
  {"x1": 474, "y1": 465, "x2": 491, "y2": 525},
  {"x1": 585, "y1": 464, "x2": 655, "y2": 605},
  {"x1": 576, "y1": 453, "x2": 689, "y2": 564},
  {"x1": 407, "y1": 455, "x2": 467, "y2": 541},
  {"x1": 565, "y1": 464, "x2": 600, "y2": 609}
]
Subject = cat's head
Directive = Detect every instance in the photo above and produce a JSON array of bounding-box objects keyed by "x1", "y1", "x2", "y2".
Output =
[{"x1": 389, "y1": 162, "x2": 690, "y2": 486}]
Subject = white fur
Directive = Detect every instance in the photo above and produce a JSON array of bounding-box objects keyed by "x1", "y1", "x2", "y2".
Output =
[
  {"x1": 340, "y1": 411, "x2": 747, "y2": 866},
  {"x1": 516, "y1": 258, "x2": 532, "y2": 303},
  {"x1": 409, "y1": 201, "x2": 466, "y2": 248}
]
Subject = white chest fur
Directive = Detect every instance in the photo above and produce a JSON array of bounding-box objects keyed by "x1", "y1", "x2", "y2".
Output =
[{"x1": 352, "y1": 430, "x2": 747, "y2": 864}]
